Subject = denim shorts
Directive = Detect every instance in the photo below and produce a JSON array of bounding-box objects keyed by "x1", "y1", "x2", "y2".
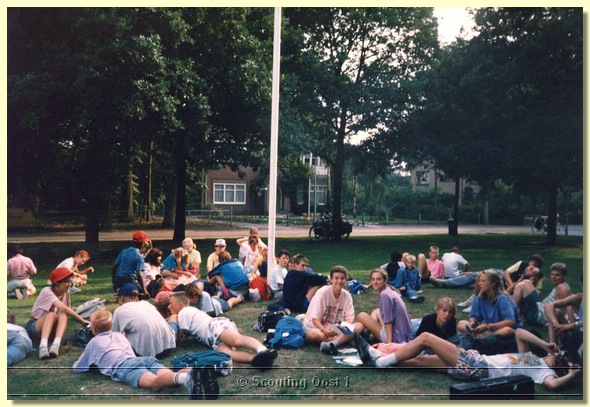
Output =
[
  {"x1": 448, "y1": 349, "x2": 489, "y2": 381},
  {"x1": 25, "y1": 319, "x2": 40, "y2": 344},
  {"x1": 112, "y1": 357, "x2": 164, "y2": 388}
]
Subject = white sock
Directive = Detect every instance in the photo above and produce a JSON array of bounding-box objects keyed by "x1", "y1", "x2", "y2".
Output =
[
  {"x1": 174, "y1": 372, "x2": 188, "y2": 385},
  {"x1": 376, "y1": 353, "x2": 398, "y2": 368},
  {"x1": 256, "y1": 345, "x2": 268, "y2": 353},
  {"x1": 40, "y1": 339, "x2": 49, "y2": 348},
  {"x1": 53, "y1": 338, "x2": 62, "y2": 347}
]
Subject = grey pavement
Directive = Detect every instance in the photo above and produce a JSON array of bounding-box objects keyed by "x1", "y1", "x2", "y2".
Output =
[{"x1": 6, "y1": 222, "x2": 583, "y2": 243}]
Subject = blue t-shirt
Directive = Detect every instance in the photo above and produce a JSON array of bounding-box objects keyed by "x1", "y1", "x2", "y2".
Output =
[
  {"x1": 208, "y1": 259, "x2": 249, "y2": 289},
  {"x1": 470, "y1": 293, "x2": 523, "y2": 328},
  {"x1": 114, "y1": 247, "x2": 145, "y2": 280},
  {"x1": 161, "y1": 253, "x2": 187, "y2": 271}
]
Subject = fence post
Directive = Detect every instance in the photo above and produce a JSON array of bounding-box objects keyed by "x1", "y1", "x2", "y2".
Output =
[
  {"x1": 419, "y1": 213, "x2": 421, "y2": 224},
  {"x1": 287, "y1": 213, "x2": 289, "y2": 227},
  {"x1": 362, "y1": 214, "x2": 365, "y2": 227}
]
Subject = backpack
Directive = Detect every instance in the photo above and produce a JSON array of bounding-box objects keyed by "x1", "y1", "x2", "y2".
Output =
[
  {"x1": 172, "y1": 350, "x2": 233, "y2": 377},
  {"x1": 68, "y1": 326, "x2": 95, "y2": 348},
  {"x1": 348, "y1": 280, "x2": 366, "y2": 295},
  {"x1": 75, "y1": 298, "x2": 106, "y2": 319},
  {"x1": 146, "y1": 275, "x2": 165, "y2": 299},
  {"x1": 267, "y1": 316, "x2": 305, "y2": 349},
  {"x1": 253, "y1": 309, "x2": 288, "y2": 332}
]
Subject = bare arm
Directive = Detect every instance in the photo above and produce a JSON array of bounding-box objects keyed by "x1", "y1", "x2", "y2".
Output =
[{"x1": 543, "y1": 367, "x2": 582, "y2": 391}]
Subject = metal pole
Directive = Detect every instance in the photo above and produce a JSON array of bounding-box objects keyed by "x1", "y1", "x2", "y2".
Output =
[{"x1": 267, "y1": 7, "x2": 282, "y2": 263}]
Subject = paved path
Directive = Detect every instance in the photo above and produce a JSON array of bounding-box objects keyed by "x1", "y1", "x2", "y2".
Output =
[{"x1": 7, "y1": 223, "x2": 583, "y2": 243}]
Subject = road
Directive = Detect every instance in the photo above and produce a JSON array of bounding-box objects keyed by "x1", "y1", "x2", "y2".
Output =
[{"x1": 6, "y1": 222, "x2": 583, "y2": 243}]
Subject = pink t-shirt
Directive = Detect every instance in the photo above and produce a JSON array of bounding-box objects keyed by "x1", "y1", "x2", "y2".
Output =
[
  {"x1": 427, "y1": 259, "x2": 445, "y2": 279},
  {"x1": 7, "y1": 254, "x2": 37, "y2": 280},
  {"x1": 31, "y1": 286, "x2": 70, "y2": 320},
  {"x1": 303, "y1": 285, "x2": 355, "y2": 329}
]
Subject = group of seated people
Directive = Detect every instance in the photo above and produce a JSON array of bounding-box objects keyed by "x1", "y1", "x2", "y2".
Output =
[{"x1": 8, "y1": 232, "x2": 583, "y2": 396}]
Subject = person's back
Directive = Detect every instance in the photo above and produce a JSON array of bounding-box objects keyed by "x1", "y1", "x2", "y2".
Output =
[
  {"x1": 441, "y1": 248, "x2": 469, "y2": 278},
  {"x1": 112, "y1": 300, "x2": 176, "y2": 357}
]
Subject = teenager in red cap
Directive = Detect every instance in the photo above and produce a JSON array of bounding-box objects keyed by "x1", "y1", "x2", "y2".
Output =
[
  {"x1": 111, "y1": 231, "x2": 149, "y2": 294},
  {"x1": 25, "y1": 267, "x2": 90, "y2": 359}
]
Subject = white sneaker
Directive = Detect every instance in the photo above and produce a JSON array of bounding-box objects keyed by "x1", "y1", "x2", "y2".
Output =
[
  {"x1": 463, "y1": 306, "x2": 472, "y2": 314},
  {"x1": 49, "y1": 343, "x2": 60, "y2": 358},
  {"x1": 39, "y1": 346, "x2": 50, "y2": 359},
  {"x1": 458, "y1": 295, "x2": 475, "y2": 308}
]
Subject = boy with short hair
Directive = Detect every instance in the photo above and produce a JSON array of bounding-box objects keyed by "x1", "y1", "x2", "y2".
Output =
[
  {"x1": 268, "y1": 249, "x2": 290, "y2": 301},
  {"x1": 304, "y1": 265, "x2": 363, "y2": 355},
  {"x1": 394, "y1": 254, "x2": 425, "y2": 303},
  {"x1": 111, "y1": 231, "x2": 149, "y2": 294},
  {"x1": 282, "y1": 254, "x2": 327, "y2": 312},
  {"x1": 73, "y1": 310, "x2": 217, "y2": 400},
  {"x1": 167, "y1": 293, "x2": 278, "y2": 369}
]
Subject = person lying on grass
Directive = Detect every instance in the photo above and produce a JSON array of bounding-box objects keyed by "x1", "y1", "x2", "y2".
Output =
[
  {"x1": 26, "y1": 267, "x2": 90, "y2": 360},
  {"x1": 303, "y1": 265, "x2": 364, "y2": 355},
  {"x1": 355, "y1": 327, "x2": 582, "y2": 391},
  {"x1": 72, "y1": 310, "x2": 218, "y2": 400},
  {"x1": 167, "y1": 293, "x2": 278, "y2": 369}
]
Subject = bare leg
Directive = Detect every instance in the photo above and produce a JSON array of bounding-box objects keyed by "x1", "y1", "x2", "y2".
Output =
[
  {"x1": 306, "y1": 285, "x2": 321, "y2": 302},
  {"x1": 417, "y1": 254, "x2": 429, "y2": 280},
  {"x1": 381, "y1": 332, "x2": 460, "y2": 367},
  {"x1": 357, "y1": 309, "x2": 382, "y2": 340}
]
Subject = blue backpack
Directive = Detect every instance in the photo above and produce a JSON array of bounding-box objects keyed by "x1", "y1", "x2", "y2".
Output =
[
  {"x1": 267, "y1": 316, "x2": 305, "y2": 349},
  {"x1": 172, "y1": 350, "x2": 233, "y2": 377},
  {"x1": 348, "y1": 280, "x2": 366, "y2": 295}
]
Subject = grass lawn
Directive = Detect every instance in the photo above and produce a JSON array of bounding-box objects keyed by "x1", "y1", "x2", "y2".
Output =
[{"x1": 6, "y1": 233, "x2": 583, "y2": 400}]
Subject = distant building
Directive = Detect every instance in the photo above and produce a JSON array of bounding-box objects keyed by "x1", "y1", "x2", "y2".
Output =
[
  {"x1": 203, "y1": 154, "x2": 330, "y2": 216},
  {"x1": 410, "y1": 162, "x2": 480, "y2": 202}
]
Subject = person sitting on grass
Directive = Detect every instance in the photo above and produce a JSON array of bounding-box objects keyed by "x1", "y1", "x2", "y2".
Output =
[
  {"x1": 357, "y1": 268, "x2": 412, "y2": 344},
  {"x1": 112, "y1": 283, "x2": 176, "y2": 359},
  {"x1": 268, "y1": 249, "x2": 290, "y2": 302},
  {"x1": 282, "y1": 254, "x2": 328, "y2": 312},
  {"x1": 304, "y1": 265, "x2": 364, "y2": 355},
  {"x1": 456, "y1": 270, "x2": 522, "y2": 339},
  {"x1": 112, "y1": 231, "x2": 149, "y2": 294},
  {"x1": 354, "y1": 327, "x2": 582, "y2": 392},
  {"x1": 417, "y1": 246, "x2": 445, "y2": 283},
  {"x1": 182, "y1": 238, "x2": 202, "y2": 278},
  {"x1": 394, "y1": 254, "x2": 425, "y2": 303},
  {"x1": 26, "y1": 267, "x2": 90, "y2": 359},
  {"x1": 506, "y1": 266, "x2": 544, "y2": 325},
  {"x1": 56, "y1": 250, "x2": 94, "y2": 291},
  {"x1": 73, "y1": 310, "x2": 219, "y2": 400},
  {"x1": 7, "y1": 243, "x2": 37, "y2": 300},
  {"x1": 167, "y1": 293, "x2": 278, "y2": 369},
  {"x1": 379, "y1": 251, "x2": 406, "y2": 286},
  {"x1": 414, "y1": 296, "x2": 457, "y2": 340},
  {"x1": 207, "y1": 251, "x2": 250, "y2": 300}
]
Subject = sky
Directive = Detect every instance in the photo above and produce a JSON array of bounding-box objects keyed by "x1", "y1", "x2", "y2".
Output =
[{"x1": 433, "y1": 7, "x2": 476, "y2": 44}]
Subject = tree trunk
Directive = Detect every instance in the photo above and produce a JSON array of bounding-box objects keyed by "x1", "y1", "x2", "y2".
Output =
[
  {"x1": 145, "y1": 140, "x2": 154, "y2": 222},
  {"x1": 126, "y1": 146, "x2": 134, "y2": 221},
  {"x1": 546, "y1": 182, "x2": 558, "y2": 246},
  {"x1": 173, "y1": 134, "x2": 187, "y2": 242}
]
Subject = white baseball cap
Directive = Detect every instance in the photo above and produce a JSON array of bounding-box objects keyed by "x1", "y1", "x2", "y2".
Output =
[{"x1": 215, "y1": 239, "x2": 227, "y2": 247}]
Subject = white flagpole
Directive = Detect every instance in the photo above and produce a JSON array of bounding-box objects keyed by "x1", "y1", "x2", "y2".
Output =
[{"x1": 267, "y1": 7, "x2": 281, "y2": 264}]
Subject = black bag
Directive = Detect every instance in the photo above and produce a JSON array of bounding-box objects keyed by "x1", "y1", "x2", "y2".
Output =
[
  {"x1": 450, "y1": 374, "x2": 534, "y2": 400},
  {"x1": 253, "y1": 309, "x2": 288, "y2": 332},
  {"x1": 68, "y1": 326, "x2": 94, "y2": 348},
  {"x1": 146, "y1": 275, "x2": 165, "y2": 298},
  {"x1": 172, "y1": 350, "x2": 233, "y2": 377}
]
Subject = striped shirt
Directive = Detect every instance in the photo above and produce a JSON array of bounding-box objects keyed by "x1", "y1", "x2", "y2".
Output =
[{"x1": 114, "y1": 247, "x2": 145, "y2": 280}]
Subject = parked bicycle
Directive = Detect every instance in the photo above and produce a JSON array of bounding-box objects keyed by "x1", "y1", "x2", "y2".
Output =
[
  {"x1": 531, "y1": 214, "x2": 564, "y2": 234},
  {"x1": 309, "y1": 213, "x2": 353, "y2": 241}
]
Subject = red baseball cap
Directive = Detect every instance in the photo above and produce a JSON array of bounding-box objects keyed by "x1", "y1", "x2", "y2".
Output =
[
  {"x1": 132, "y1": 231, "x2": 148, "y2": 243},
  {"x1": 49, "y1": 267, "x2": 74, "y2": 284}
]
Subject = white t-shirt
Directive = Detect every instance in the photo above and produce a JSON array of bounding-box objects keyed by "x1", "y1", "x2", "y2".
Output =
[
  {"x1": 268, "y1": 265, "x2": 288, "y2": 292},
  {"x1": 303, "y1": 285, "x2": 355, "y2": 329},
  {"x1": 442, "y1": 252, "x2": 468, "y2": 278},
  {"x1": 177, "y1": 305, "x2": 212, "y2": 344},
  {"x1": 112, "y1": 300, "x2": 176, "y2": 357},
  {"x1": 483, "y1": 352, "x2": 556, "y2": 384}
]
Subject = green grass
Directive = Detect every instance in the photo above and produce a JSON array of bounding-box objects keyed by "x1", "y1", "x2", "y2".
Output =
[{"x1": 7, "y1": 234, "x2": 583, "y2": 400}]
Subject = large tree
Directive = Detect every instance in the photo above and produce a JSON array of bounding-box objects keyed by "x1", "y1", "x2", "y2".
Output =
[{"x1": 282, "y1": 8, "x2": 439, "y2": 234}]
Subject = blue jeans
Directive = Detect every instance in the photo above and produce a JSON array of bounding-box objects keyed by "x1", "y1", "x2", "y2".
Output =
[
  {"x1": 445, "y1": 273, "x2": 479, "y2": 288},
  {"x1": 8, "y1": 330, "x2": 33, "y2": 366},
  {"x1": 400, "y1": 286, "x2": 419, "y2": 298}
]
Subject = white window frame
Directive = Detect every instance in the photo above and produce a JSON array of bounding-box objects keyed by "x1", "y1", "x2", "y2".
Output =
[{"x1": 213, "y1": 183, "x2": 246, "y2": 205}]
